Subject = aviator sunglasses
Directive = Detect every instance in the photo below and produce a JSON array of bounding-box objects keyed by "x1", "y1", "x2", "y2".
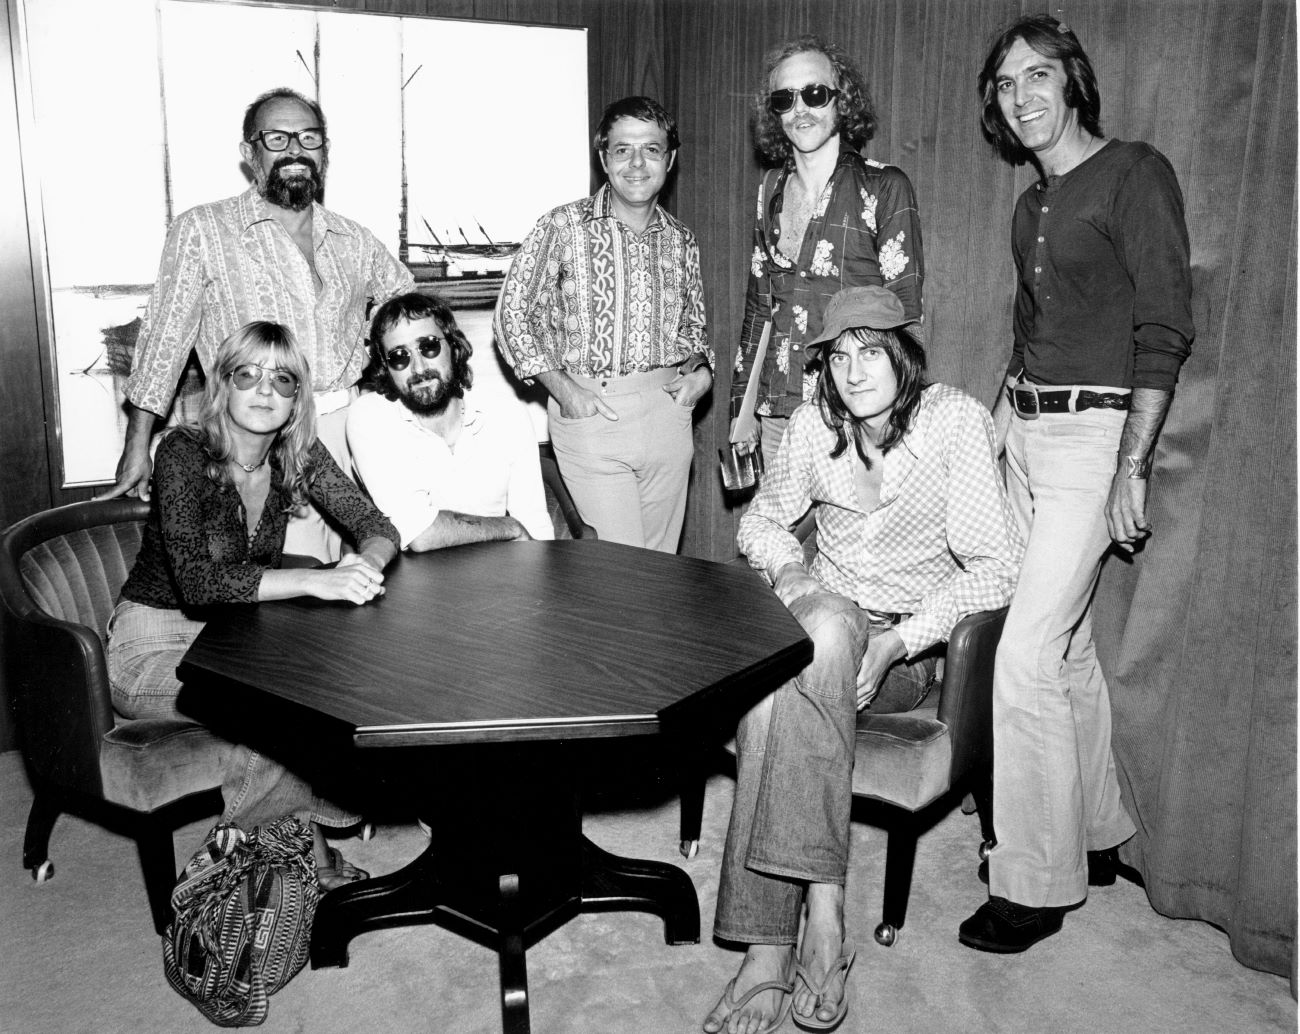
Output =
[
  {"x1": 227, "y1": 363, "x2": 299, "y2": 398},
  {"x1": 768, "y1": 83, "x2": 840, "y2": 114},
  {"x1": 381, "y1": 336, "x2": 444, "y2": 371}
]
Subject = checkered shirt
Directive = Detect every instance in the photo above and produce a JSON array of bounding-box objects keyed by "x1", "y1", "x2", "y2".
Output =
[{"x1": 738, "y1": 384, "x2": 1024, "y2": 656}]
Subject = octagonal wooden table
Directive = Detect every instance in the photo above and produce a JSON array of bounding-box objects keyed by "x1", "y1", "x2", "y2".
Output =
[{"x1": 178, "y1": 539, "x2": 810, "y2": 1033}]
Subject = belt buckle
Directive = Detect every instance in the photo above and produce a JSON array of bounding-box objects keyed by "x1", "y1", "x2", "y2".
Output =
[{"x1": 1011, "y1": 384, "x2": 1039, "y2": 420}]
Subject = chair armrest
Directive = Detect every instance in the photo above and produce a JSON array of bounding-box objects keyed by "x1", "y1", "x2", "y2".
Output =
[
  {"x1": 5, "y1": 609, "x2": 114, "y2": 796},
  {"x1": 936, "y1": 606, "x2": 1008, "y2": 787}
]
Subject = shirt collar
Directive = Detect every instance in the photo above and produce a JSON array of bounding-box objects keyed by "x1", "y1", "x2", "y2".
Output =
[
  {"x1": 387, "y1": 392, "x2": 481, "y2": 438},
  {"x1": 586, "y1": 183, "x2": 668, "y2": 233},
  {"x1": 237, "y1": 187, "x2": 355, "y2": 238}
]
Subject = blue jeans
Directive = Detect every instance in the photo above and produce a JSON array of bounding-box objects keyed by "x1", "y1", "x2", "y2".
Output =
[
  {"x1": 714, "y1": 589, "x2": 936, "y2": 944},
  {"x1": 107, "y1": 600, "x2": 357, "y2": 829},
  {"x1": 990, "y1": 407, "x2": 1137, "y2": 907}
]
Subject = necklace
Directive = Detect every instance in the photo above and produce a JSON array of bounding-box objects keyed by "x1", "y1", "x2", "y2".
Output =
[{"x1": 232, "y1": 456, "x2": 268, "y2": 473}]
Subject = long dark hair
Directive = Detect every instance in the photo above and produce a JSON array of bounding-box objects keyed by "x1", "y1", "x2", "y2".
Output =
[
  {"x1": 360, "y1": 292, "x2": 474, "y2": 401},
  {"x1": 752, "y1": 34, "x2": 876, "y2": 167},
  {"x1": 977, "y1": 14, "x2": 1103, "y2": 167},
  {"x1": 813, "y1": 325, "x2": 927, "y2": 467}
]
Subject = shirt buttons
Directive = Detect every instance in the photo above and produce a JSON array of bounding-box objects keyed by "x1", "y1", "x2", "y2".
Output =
[
  {"x1": 1037, "y1": 236, "x2": 1044, "y2": 243},
  {"x1": 1035, "y1": 266, "x2": 1042, "y2": 273},
  {"x1": 1041, "y1": 206, "x2": 1049, "y2": 213}
]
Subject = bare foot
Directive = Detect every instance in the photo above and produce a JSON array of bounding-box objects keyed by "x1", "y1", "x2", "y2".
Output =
[
  {"x1": 794, "y1": 884, "x2": 847, "y2": 1024},
  {"x1": 702, "y1": 943, "x2": 793, "y2": 1034}
]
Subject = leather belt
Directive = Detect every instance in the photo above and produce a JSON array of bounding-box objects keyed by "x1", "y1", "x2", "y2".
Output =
[{"x1": 1011, "y1": 385, "x2": 1130, "y2": 419}]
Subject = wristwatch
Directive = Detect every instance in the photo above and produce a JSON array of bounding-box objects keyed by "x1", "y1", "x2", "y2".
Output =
[{"x1": 1124, "y1": 456, "x2": 1152, "y2": 479}]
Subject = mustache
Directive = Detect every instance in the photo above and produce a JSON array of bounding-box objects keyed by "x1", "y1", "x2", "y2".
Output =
[{"x1": 271, "y1": 155, "x2": 320, "y2": 177}]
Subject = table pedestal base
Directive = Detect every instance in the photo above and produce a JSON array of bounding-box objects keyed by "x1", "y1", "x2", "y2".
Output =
[{"x1": 310, "y1": 747, "x2": 700, "y2": 1033}]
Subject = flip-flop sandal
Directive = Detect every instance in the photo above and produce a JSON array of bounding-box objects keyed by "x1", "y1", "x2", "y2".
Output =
[
  {"x1": 704, "y1": 974, "x2": 794, "y2": 1034},
  {"x1": 318, "y1": 846, "x2": 369, "y2": 890},
  {"x1": 792, "y1": 942, "x2": 856, "y2": 1032}
]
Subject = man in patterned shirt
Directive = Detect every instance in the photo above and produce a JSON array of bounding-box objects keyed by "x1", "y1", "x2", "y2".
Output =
[
  {"x1": 495, "y1": 96, "x2": 713, "y2": 552},
  {"x1": 705, "y1": 286, "x2": 1021, "y2": 1034},
  {"x1": 100, "y1": 87, "x2": 413, "y2": 562},
  {"x1": 730, "y1": 35, "x2": 925, "y2": 467},
  {"x1": 959, "y1": 16, "x2": 1193, "y2": 954}
]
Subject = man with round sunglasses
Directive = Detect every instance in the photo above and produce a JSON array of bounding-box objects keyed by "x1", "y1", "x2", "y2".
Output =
[
  {"x1": 496, "y1": 96, "x2": 713, "y2": 553},
  {"x1": 731, "y1": 35, "x2": 925, "y2": 470},
  {"x1": 100, "y1": 86, "x2": 414, "y2": 565},
  {"x1": 348, "y1": 293, "x2": 552, "y2": 551}
]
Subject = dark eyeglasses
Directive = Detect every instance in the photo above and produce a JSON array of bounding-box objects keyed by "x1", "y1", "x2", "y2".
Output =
[
  {"x1": 381, "y1": 336, "x2": 444, "y2": 371},
  {"x1": 227, "y1": 363, "x2": 299, "y2": 397},
  {"x1": 768, "y1": 84, "x2": 840, "y2": 114},
  {"x1": 248, "y1": 128, "x2": 325, "y2": 152}
]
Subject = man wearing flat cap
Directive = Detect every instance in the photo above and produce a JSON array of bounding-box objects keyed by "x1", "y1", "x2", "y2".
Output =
[{"x1": 704, "y1": 286, "x2": 1022, "y2": 1034}]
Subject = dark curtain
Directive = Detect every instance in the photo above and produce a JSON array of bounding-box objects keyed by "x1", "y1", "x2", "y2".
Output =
[{"x1": 665, "y1": 0, "x2": 1297, "y2": 978}]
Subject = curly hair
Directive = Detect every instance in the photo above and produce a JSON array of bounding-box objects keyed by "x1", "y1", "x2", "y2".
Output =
[
  {"x1": 811, "y1": 325, "x2": 928, "y2": 467},
  {"x1": 752, "y1": 35, "x2": 876, "y2": 166},
  {"x1": 360, "y1": 291, "x2": 474, "y2": 402},
  {"x1": 976, "y1": 14, "x2": 1103, "y2": 167},
  {"x1": 186, "y1": 321, "x2": 317, "y2": 513}
]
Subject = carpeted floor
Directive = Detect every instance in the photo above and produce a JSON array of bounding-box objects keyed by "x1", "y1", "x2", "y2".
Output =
[{"x1": 0, "y1": 747, "x2": 1293, "y2": 1034}]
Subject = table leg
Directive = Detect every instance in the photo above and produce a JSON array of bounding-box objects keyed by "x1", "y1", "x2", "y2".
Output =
[
  {"x1": 580, "y1": 836, "x2": 700, "y2": 945},
  {"x1": 498, "y1": 872, "x2": 531, "y2": 1034}
]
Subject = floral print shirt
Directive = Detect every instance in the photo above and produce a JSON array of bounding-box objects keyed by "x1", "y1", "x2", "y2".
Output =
[
  {"x1": 738, "y1": 385, "x2": 1022, "y2": 656},
  {"x1": 127, "y1": 189, "x2": 414, "y2": 416},
  {"x1": 495, "y1": 185, "x2": 712, "y2": 379},
  {"x1": 732, "y1": 147, "x2": 925, "y2": 419},
  {"x1": 120, "y1": 430, "x2": 399, "y2": 611}
]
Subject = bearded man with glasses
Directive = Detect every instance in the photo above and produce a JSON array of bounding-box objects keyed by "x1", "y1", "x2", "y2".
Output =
[
  {"x1": 347, "y1": 292, "x2": 552, "y2": 551},
  {"x1": 496, "y1": 95, "x2": 713, "y2": 553},
  {"x1": 101, "y1": 87, "x2": 414, "y2": 566},
  {"x1": 730, "y1": 35, "x2": 926, "y2": 473}
]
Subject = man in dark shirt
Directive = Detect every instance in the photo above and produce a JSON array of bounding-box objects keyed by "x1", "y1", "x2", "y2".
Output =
[
  {"x1": 730, "y1": 34, "x2": 924, "y2": 465},
  {"x1": 959, "y1": 15, "x2": 1194, "y2": 953}
]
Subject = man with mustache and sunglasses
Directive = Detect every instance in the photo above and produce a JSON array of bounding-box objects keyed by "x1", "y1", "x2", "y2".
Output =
[
  {"x1": 347, "y1": 293, "x2": 552, "y2": 550},
  {"x1": 100, "y1": 87, "x2": 414, "y2": 565},
  {"x1": 730, "y1": 35, "x2": 925, "y2": 472},
  {"x1": 496, "y1": 96, "x2": 713, "y2": 553}
]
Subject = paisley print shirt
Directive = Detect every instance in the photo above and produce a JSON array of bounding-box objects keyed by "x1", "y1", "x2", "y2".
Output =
[
  {"x1": 127, "y1": 189, "x2": 413, "y2": 416},
  {"x1": 120, "y1": 430, "x2": 399, "y2": 611},
  {"x1": 495, "y1": 185, "x2": 711, "y2": 379},
  {"x1": 733, "y1": 147, "x2": 925, "y2": 419}
]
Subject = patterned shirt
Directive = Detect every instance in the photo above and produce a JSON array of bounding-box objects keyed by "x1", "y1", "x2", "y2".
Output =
[
  {"x1": 733, "y1": 146, "x2": 925, "y2": 418},
  {"x1": 495, "y1": 184, "x2": 712, "y2": 379},
  {"x1": 120, "y1": 431, "x2": 399, "y2": 610},
  {"x1": 127, "y1": 189, "x2": 414, "y2": 416},
  {"x1": 738, "y1": 384, "x2": 1023, "y2": 656}
]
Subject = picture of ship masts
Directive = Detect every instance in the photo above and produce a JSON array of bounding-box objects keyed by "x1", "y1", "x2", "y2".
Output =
[{"x1": 407, "y1": 216, "x2": 518, "y2": 307}]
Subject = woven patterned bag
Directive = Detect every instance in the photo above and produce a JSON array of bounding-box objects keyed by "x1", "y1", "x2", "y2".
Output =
[{"x1": 162, "y1": 817, "x2": 321, "y2": 1027}]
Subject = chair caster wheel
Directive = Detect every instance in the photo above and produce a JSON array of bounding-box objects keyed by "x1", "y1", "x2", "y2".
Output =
[
  {"x1": 873, "y1": 922, "x2": 897, "y2": 947},
  {"x1": 979, "y1": 839, "x2": 995, "y2": 861},
  {"x1": 679, "y1": 839, "x2": 699, "y2": 860},
  {"x1": 360, "y1": 822, "x2": 376, "y2": 842},
  {"x1": 31, "y1": 859, "x2": 54, "y2": 883}
]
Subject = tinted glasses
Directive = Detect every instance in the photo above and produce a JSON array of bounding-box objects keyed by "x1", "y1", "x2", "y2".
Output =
[
  {"x1": 228, "y1": 363, "x2": 299, "y2": 397},
  {"x1": 248, "y1": 128, "x2": 325, "y2": 152},
  {"x1": 382, "y1": 336, "x2": 444, "y2": 371},
  {"x1": 768, "y1": 84, "x2": 840, "y2": 114}
]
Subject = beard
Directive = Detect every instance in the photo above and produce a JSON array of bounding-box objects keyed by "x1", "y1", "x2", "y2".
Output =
[
  {"x1": 259, "y1": 155, "x2": 323, "y2": 211},
  {"x1": 399, "y1": 373, "x2": 455, "y2": 416}
]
